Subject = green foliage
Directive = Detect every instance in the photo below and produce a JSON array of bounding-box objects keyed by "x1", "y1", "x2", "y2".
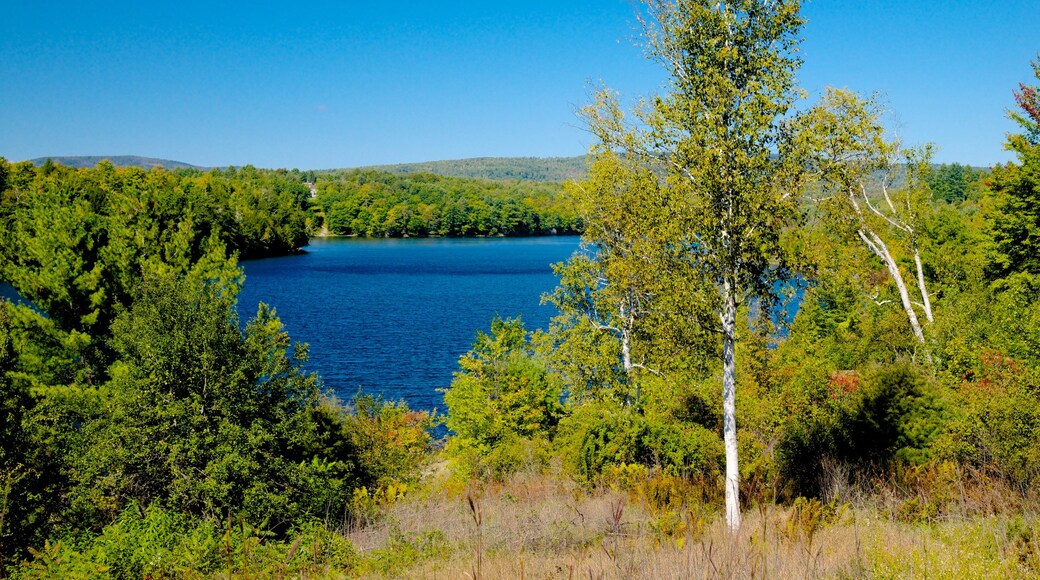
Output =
[
  {"x1": 316, "y1": 170, "x2": 579, "y2": 237},
  {"x1": 776, "y1": 362, "x2": 946, "y2": 498},
  {"x1": 0, "y1": 303, "x2": 28, "y2": 470},
  {"x1": 0, "y1": 302, "x2": 34, "y2": 567},
  {"x1": 557, "y1": 399, "x2": 724, "y2": 485},
  {"x1": 361, "y1": 527, "x2": 448, "y2": 577},
  {"x1": 68, "y1": 273, "x2": 335, "y2": 528},
  {"x1": 934, "y1": 351, "x2": 1040, "y2": 489},
  {"x1": 0, "y1": 301, "x2": 97, "y2": 566},
  {"x1": 543, "y1": 152, "x2": 712, "y2": 408},
  {"x1": 14, "y1": 503, "x2": 358, "y2": 579},
  {"x1": 926, "y1": 162, "x2": 986, "y2": 204},
  {"x1": 443, "y1": 317, "x2": 563, "y2": 478},
  {"x1": 839, "y1": 364, "x2": 945, "y2": 465},
  {"x1": 0, "y1": 160, "x2": 313, "y2": 383},
  {"x1": 988, "y1": 58, "x2": 1040, "y2": 285},
  {"x1": 328, "y1": 394, "x2": 436, "y2": 489}
]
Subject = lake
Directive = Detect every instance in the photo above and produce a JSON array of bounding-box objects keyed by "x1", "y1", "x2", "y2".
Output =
[
  {"x1": 237, "y1": 236, "x2": 581, "y2": 412},
  {"x1": 3, "y1": 236, "x2": 803, "y2": 413}
]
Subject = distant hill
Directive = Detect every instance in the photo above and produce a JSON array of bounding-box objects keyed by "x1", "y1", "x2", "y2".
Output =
[
  {"x1": 25, "y1": 155, "x2": 591, "y2": 181},
  {"x1": 28, "y1": 155, "x2": 202, "y2": 170},
  {"x1": 357, "y1": 156, "x2": 588, "y2": 182}
]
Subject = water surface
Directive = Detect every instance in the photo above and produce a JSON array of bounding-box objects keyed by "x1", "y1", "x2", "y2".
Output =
[{"x1": 238, "y1": 237, "x2": 580, "y2": 411}]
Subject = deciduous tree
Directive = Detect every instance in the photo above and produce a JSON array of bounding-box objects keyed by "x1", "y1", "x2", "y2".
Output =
[
  {"x1": 582, "y1": 0, "x2": 806, "y2": 531},
  {"x1": 798, "y1": 88, "x2": 936, "y2": 351}
]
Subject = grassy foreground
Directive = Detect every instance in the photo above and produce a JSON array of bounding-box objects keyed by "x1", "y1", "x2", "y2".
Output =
[
  {"x1": 12, "y1": 459, "x2": 1040, "y2": 578},
  {"x1": 343, "y1": 465, "x2": 1040, "y2": 579}
]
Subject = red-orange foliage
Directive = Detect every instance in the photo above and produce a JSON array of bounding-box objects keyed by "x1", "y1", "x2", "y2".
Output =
[{"x1": 827, "y1": 370, "x2": 859, "y2": 400}]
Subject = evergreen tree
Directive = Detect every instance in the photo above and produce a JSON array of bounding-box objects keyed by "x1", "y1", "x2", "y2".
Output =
[{"x1": 989, "y1": 58, "x2": 1040, "y2": 286}]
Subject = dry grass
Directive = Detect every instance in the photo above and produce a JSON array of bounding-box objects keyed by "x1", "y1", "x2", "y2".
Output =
[{"x1": 344, "y1": 466, "x2": 1040, "y2": 579}]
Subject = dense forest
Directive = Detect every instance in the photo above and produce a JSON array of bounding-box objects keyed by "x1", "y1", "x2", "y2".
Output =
[
  {"x1": 314, "y1": 170, "x2": 580, "y2": 237},
  {"x1": 2, "y1": 0, "x2": 1040, "y2": 576}
]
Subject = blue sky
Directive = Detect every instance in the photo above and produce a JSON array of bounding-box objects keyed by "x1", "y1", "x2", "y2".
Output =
[{"x1": 1, "y1": 1, "x2": 1037, "y2": 169}]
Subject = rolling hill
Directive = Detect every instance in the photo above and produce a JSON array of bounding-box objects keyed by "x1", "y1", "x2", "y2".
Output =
[
  {"x1": 28, "y1": 155, "x2": 203, "y2": 170},
  {"x1": 355, "y1": 156, "x2": 587, "y2": 182},
  {"x1": 25, "y1": 154, "x2": 591, "y2": 182}
]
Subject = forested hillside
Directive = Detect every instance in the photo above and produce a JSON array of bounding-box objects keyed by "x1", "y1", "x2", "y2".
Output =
[
  {"x1": 356, "y1": 155, "x2": 587, "y2": 182},
  {"x1": 28, "y1": 156, "x2": 203, "y2": 170},
  {"x1": 315, "y1": 170, "x2": 580, "y2": 237}
]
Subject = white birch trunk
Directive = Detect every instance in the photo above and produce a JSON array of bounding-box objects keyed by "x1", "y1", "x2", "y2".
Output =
[
  {"x1": 721, "y1": 277, "x2": 741, "y2": 532},
  {"x1": 620, "y1": 302, "x2": 633, "y2": 376},
  {"x1": 619, "y1": 301, "x2": 639, "y2": 405},
  {"x1": 913, "y1": 249, "x2": 934, "y2": 324},
  {"x1": 858, "y1": 229, "x2": 926, "y2": 344}
]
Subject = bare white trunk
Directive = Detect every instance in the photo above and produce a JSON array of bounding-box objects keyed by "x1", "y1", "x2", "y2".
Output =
[
  {"x1": 620, "y1": 302, "x2": 633, "y2": 375},
  {"x1": 858, "y1": 229, "x2": 926, "y2": 344},
  {"x1": 721, "y1": 278, "x2": 741, "y2": 532},
  {"x1": 619, "y1": 301, "x2": 639, "y2": 405},
  {"x1": 913, "y1": 249, "x2": 934, "y2": 324}
]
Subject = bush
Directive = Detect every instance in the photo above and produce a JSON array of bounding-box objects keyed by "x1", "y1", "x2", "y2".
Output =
[
  {"x1": 443, "y1": 317, "x2": 563, "y2": 479},
  {"x1": 14, "y1": 503, "x2": 358, "y2": 579},
  {"x1": 314, "y1": 393, "x2": 435, "y2": 490},
  {"x1": 935, "y1": 350, "x2": 1040, "y2": 490},
  {"x1": 67, "y1": 274, "x2": 342, "y2": 530},
  {"x1": 836, "y1": 363, "x2": 945, "y2": 465},
  {"x1": 556, "y1": 399, "x2": 724, "y2": 484},
  {"x1": 777, "y1": 362, "x2": 945, "y2": 498}
]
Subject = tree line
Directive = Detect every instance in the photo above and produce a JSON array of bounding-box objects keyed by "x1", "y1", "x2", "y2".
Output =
[
  {"x1": 315, "y1": 170, "x2": 581, "y2": 237},
  {"x1": 356, "y1": 155, "x2": 587, "y2": 182}
]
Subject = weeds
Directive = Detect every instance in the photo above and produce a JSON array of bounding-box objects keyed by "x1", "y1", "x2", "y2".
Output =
[
  {"x1": 16, "y1": 466, "x2": 1040, "y2": 578},
  {"x1": 466, "y1": 493, "x2": 483, "y2": 580}
]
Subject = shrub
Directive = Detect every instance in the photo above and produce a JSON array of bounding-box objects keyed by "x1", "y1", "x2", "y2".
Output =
[
  {"x1": 935, "y1": 349, "x2": 1040, "y2": 490},
  {"x1": 443, "y1": 317, "x2": 563, "y2": 479},
  {"x1": 66, "y1": 274, "x2": 346, "y2": 530},
  {"x1": 556, "y1": 399, "x2": 723, "y2": 485},
  {"x1": 14, "y1": 503, "x2": 358, "y2": 579},
  {"x1": 309, "y1": 393, "x2": 435, "y2": 494},
  {"x1": 777, "y1": 361, "x2": 945, "y2": 498},
  {"x1": 344, "y1": 395, "x2": 436, "y2": 488}
]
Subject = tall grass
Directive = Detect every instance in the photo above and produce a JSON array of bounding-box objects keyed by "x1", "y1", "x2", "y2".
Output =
[
  {"x1": 345, "y1": 466, "x2": 1040, "y2": 579},
  {"x1": 14, "y1": 462, "x2": 1040, "y2": 577}
]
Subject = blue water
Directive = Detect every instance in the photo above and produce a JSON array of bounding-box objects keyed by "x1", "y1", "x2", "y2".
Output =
[{"x1": 237, "y1": 237, "x2": 580, "y2": 412}]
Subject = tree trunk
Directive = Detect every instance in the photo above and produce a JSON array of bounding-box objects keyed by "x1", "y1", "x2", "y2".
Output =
[
  {"x1": 913, "y1": 249, "x2": 934, "y2": 323},
  {"x1": 721, "y1": 277, "x2": 741, "y2": 532},
  {"x1": 620, "y1": 302, "x2": 633, "y2": 376},
  {"x1": 620, "y1": 301, "x2": 639, "y2": 405},
  {"x1": 858, "y1": 229, "x2": 926, "y2": 344}
]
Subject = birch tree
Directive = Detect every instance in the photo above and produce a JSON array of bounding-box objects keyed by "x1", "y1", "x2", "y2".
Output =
[
  {"x1": 583, "y1": 0, "x2": 805, "y2": 531},
  {"x1": 544, "y1": 148, "x2": 672, "y2": 405},
  {"x1": 800, "y1": 88, "x2": 935, "y2": 350}
]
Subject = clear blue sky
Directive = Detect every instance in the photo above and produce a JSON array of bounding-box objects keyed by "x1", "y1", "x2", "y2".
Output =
[{"x1": 2, "y1": 1, "x2": 1037, "y2": 169}]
